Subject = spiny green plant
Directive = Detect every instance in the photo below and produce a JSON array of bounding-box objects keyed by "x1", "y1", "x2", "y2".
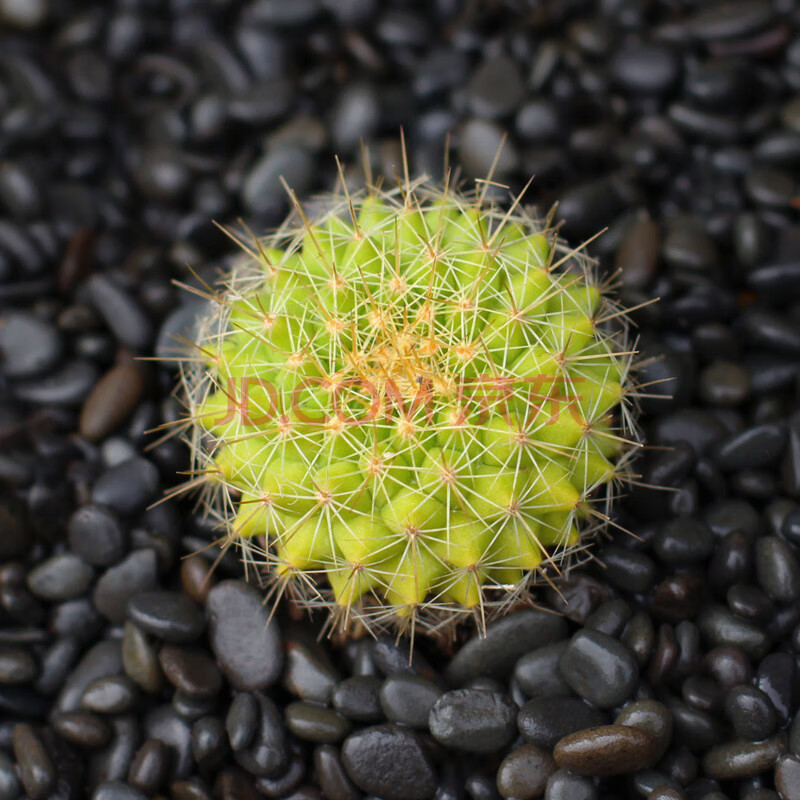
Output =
[{"x1": 175, "y1": 160, "x2": 639, "y2": 638}]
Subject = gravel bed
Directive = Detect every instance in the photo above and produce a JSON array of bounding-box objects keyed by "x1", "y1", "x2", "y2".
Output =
[{"x1": 1, "y1": 1, "x2": 800, "y2": 799}]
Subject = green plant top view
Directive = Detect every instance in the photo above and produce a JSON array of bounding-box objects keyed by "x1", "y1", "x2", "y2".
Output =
[{"x1": 179, "y1": 167, "x2": 638, "y2": 637}]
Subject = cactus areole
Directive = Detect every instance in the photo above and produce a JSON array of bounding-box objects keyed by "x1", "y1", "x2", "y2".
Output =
[{"x1": 181, "y1": 171, "x2": 637, "y2": 636}]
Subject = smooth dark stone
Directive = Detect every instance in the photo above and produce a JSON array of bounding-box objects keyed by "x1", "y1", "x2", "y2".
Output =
[
  {"x1": 232, "y1": 693, "x2": 288, "y2": 778},
  {"x1": 724, "y1": 685, "x2": 777, "y2": 741},
  {"x1": 517, "y1": 696, "x2": 605, "y2": 749},
  {"x1": 702, "y1": 734, "x2": 787, "y2": 780},
  {"x1": 380, "y1": 674, "x2": 441, "y2": 729},
  {"x1": 0, "y1": 751, "x2": 21, "y2": 800},
  {"x1": 544, "y1": 767, "x2": 597, "y2": 800},
  {"x1": 81, "y1": 675, "x2": 139, "y2": 714},
  {"x1": 614, "y1": 699, "x2": 673, "y2": 764},
  {"x1": 513, "y1": 642, "x2": 571, "y2": 698},
  {"x1": 755, "y1": 536, "x2": 800, "y2": 602},
  {"x1": 206, "y1": 581, "x2": 283, "y2": 691},
  {"x1": 284, "y1": 701, "x2": 351, "y2": 744},
  {"x1": 667, "y1": 699, "x2": 725, "y2": 753},
  {"x1": 688, "y1": 1, "x2": 775, "y2": 41},
  {"x1": 496, "y1": 743, "x2": 556, "y2": 800},
  {"x1": 26, "y1": 553, "x2": 93, "y2": 601},
  {"x1": 56, "y1": 640, "x2": 123, "y2": 714},
  {"x1": 714, "y1": 424, "x2": 786, "y2": 471},
  {"x1": 94, "y1": 551, "x2": 159, "y2": 625},
  {"x1": 697, "y1": 605, "x2": 770, "y2": 659},
  {"x1": 11, "y1": 358, "x2": 100, "y2": 406},
  {"x1": 127, "y1": 739, "x2": 171, "y2": 796},
  {"x1": 12, "y1": 723, "x2": 57, "y2": 799},
  {"x1": 775, "y1": 754, "x2": 800, "y2": 800},
  {"x1": 466, "y1": 55, "x2": 524, "y2": 119},
  {"x1": 144, "y1": 705, "x2": 193, "y2": 780},
  {"x1": 52, "y1": 711, "x2": 112, "y2": 749},
  {"x1": 741, "y1": 309, "x2": 800, "y2": 354},
  {"x1": 0, "y1": 312, "x2": 60, "y2": 379},
  {"x1": 332, "y1": 676, "x2": 384, "y2": 723},
  {"x1": 68, "y1": 506, "x2": 128, "y2": 568},
  {"x1": 91, "y1": 458, "x2": 160, "y2": 516},
  {"x1": 0, "y1": 648, "x2": 37, "y2": 684},
  {"x1": 80, "y1": 363, "x2": 146, "y2": 442},
  {"x1": 127, "y1": 592, "x2": 205, "y2": 644},
  {"x1": 755, "y1": 652, "x2": 795, "y2": 726},
  {"x1": 560, "y1": 630, "x2": 639, "y2": 709},
  {"x1": 445, "y1": 609, "x2": 567, "y2": 684},
  {"x1": 92, "y1": 782, "x2": 147, "y2": 800},
  {"x1": 191, "y1": 716, "x2": 228, "y2": 769},
  {"x1": 283, "y1": 642, "x2": 339, "y2": 705},
  {"x1": 458, "y1": 119, "x2": 519, "y2": 180},
  {"x1": 87, "y1": 274, "x2": 153, "y2": 351},
  {"x1": 585, "y1": 599, "x2": 632, "y2": 638},
  {"x1": 313, "y1": 744, "x2": 359, "y2": 800},
  {"x1": 226, "y1": 692, "x2": 259, "y2": 752},
  {"x1": 654, "y1": 518, "x2": 715, "y2": 564},
  {"x1": 254, "y1": 753, "x2": 305, "y2": 798},
  {"x1": 429, "y1": 689, "x2": 517, "y2": 753},
  {"x1": 623, "y1": 612, "x2": 656, "y2": 667},
  {"x1": 616, "y1": 215, "x2": 660, "y2": 290},
  {"x1": 242, "y1": 146, "x2": 313, "y2": 216},
  {"x1": 341, "y1": 724, "x2": 438, "y2": 800},
  {"x1": 610, "y1": 43, "x2": 680, "y2": 94},
  {"x1": 330, "y1": 83, "x2": 379, "y2": 155},
  {"x1": 159, "y1": 645, "x2": 222, "y2": 698},
  {"x1": 554, "y1": 725, "x2": 660, "y2": 777}
]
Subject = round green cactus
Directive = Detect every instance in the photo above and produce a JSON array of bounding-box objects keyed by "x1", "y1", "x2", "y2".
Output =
[{"x1": 180, "y1": 171, "x2": 637, "y2": 635}]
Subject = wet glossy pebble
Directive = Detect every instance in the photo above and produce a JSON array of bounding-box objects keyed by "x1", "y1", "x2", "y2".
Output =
[
  {"x1": 127, "y1": 738, "x2": 170, "y2": 796},
  {"x1": 380, "y1": 674, "x2": 441, "y2": 729},
  {"x1": 91, "y1": 457, "x2": 160, "y2": 516},
  {"x1": 466, "y1": 55, "x2": 524, "y2": 119},
  {"x1": 614, "y1": 700, "x2": 673, "y2": 764},
  {"x1": 429, "y1": 689, "x2": 517, "y2": 753},
  {"x1": 517, "y1": 696, "x2": 605, "y2": 750},
  {"x1": 553, "y1": 724, "x2": 660, "y2": 777},
  {"x1": 496, "y1": 743, "x2": 555, "y2": 800},
  {"x1": 232, "y1": 693, "x2": 287, "y2": 778},
  {"x1": 79, "y1": 363, "x2": 145, "y2": 441},
  {"x1": 12, "y1": 723, "x2": 57, "y2": 799},
  {"x1": 92, "y1": 782, "x2": 147, "y2": 800},
  {"x1": 190, "y1": 715, "x2": 228, "y2": 769},
  {"x1": 94, "y1": 550, "x2": 159, "y2": 624},
  {"x1": 696, "y1": 604, "x2": 769, "y2": 659},
  {"x1": 81, "y1": 675, "x2": 139, "y2": 714},
  {"x1": 0, "y1": 648, "x2": 37, "y2": 684},
  {"x1": 714, "y1": 423, "x2": 787, "y2": 471},
  {"x1": 226, "y1": 692, "x2": 259, "y2": 752},
  {"x1": 313, "y1": 744, "x2": 359, "y2": 800},
  {"x1": 755, "y1": 652, "x2": 794, "y2": 726},
  {"x1": 87, "y1": 274, "x2": 153, "y2": 351},
  {"x1": 68, "y1": 505, "x2": 128, "y2": 568},
  {"x1": 653, "y1": 518, "x2": 715, "y2": 564},
  {"x1": 332, "y1": 676, "x2": 384, "y2": 723},
  {"x1": 458, "y1": 119, "x2": 519, "y2": 180},
  {"x1": 445, "y1": 609, "x2": 567, "y2": 684},
  {"x1": 775, "y1": 754, "x2": 800, "y2": 800},
  {"x1": 52, "y1": 711, "x2": 112, "y2": 748},
  {"x1": 180, "y1": 555, "x2": 216, "y2": 606},
  {"x1": 544, "y1": 767, "x2": 597, "y2": 800},
  {"x1": 755, "y1": 536, "x2": 800, "y2": 602},
  {"x1": 341, "y1": 724, "x2": 437, "y2": 800},
  {"x1": 27, "y1": 553, "x2": 93, "y2": 601},
  {"x1": 159, "y1": 645, "x2": 222, "y2": 698},
  {"x1": 702, "y1": 733, "x2": 787, "y2": 780},
  {"x1": 723, "y1": 685, "x2": 777, "y2": 741},
  {"x1": 0, "y1": 751, "x2": 21, "y2": 800},
  {"x1": 283, "y1": 642, "x2": 339, "y2": 705},
  {"x1": 513, "y1": 642, "x2": 571, "y2": 698},
  {"x1": 0, "y1": 312, "x2": 61, "y2": 379},
  {"x1": 206, "y1": 581, "x2": 282, "y2": 691},
  {"x1": 598, "y1": 546, "x2": 657, "y2": 594},
  {"x1": 122, "y1": 621, "x2": 163, "y2": 694},
  {"x1": 284, "y1": 702, "x2": 351, "y2": 744},
  {"x1": 560, "y1": 630, "x2": 639, "y2": 709},
  {"x1": 610, "y1": 43, "x2": 680, "y2": 95},
  {"x1": 127, "y1": 591, "x2": 205, "y2": 643}
]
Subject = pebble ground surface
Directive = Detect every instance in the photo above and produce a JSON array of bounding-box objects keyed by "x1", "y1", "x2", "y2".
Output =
[{"x1": 1, "y1": 1, "x2": 800, "y2": 800}]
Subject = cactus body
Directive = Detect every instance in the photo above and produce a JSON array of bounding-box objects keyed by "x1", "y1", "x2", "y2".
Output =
[{"x1": 181, "y1": 175, "x2": 636, "y2": 635}]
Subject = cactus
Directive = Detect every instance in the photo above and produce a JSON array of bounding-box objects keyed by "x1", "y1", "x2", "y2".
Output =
[{"x1": 178, "y1": 167, "x2": 638, "y2": 637}]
